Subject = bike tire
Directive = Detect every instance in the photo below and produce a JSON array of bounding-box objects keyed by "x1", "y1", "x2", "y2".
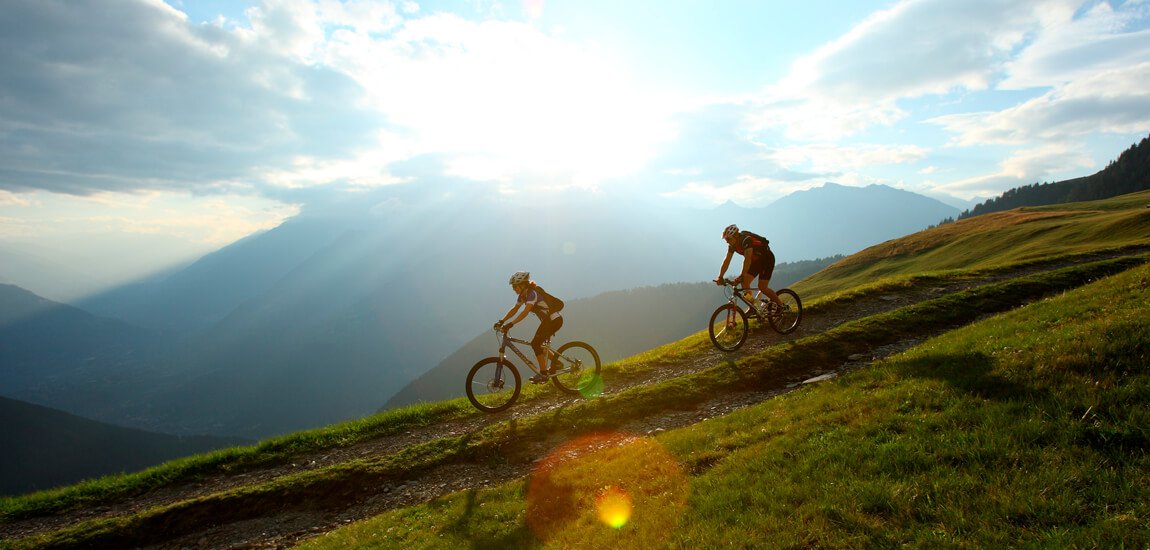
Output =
[
  {"x1": 768, "y1": 288, "x2": 803, "y2": 334},
  {"x1": 550, "y1": 341, "x2": 602, "y2": 396},
  {"x1": 466, "y1": 357, "x2": 521, "y2": 413},
  {"x1": 709, "y1": 303, "x2": 748, "y2": 351}
]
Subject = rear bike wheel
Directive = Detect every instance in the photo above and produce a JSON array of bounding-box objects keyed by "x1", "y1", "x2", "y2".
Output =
[
  {"x1": 768, "y1": 288, "x2": 803, "y2": 334},
  {"x1": 466, "y1": 357, "x2": 521, "y2": 413},
  {"x1": 550, "y1": 341, "x2": 602, "y2": 396},
  {"x1": 709, "y1": 303, "x2": 748, "y2": 351}
]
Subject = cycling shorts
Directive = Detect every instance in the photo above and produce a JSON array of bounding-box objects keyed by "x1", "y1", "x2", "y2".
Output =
[{"x1": 746, "y1": 246, "x2": 775, "y2": 281}]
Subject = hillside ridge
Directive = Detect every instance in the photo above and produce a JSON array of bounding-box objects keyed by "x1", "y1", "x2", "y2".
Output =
[{"x1": 4, "y1": 244, "x2": 1147, "y2": 548}]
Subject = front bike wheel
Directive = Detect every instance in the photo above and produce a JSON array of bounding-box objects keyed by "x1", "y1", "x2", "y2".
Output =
[
  {"x1": 466, "y1": 357, "x2": 521, "y2": 413},
  {"x1": 768, "y1": 289, "x2": 803, "y2": 334},
  {"x1": 550, "y1": 341, "x2": 602, "y2": 396},
  {"x1": 709, "y1": 303, "x2": 748, "y2": 351}
]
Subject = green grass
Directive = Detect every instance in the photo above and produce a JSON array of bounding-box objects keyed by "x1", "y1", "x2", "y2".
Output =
[
  {"x1": 299, "y1": 254, "x2": 1150, "y2": 549},
  {"x1": 10, "y1": 252, "x2": 1144, "y2": 549},
  {"x1": 797, "y1": 189, "x2": 1150, "y2": 298},
  {"x1": 0, "y1": 399, "x2": 472, "y2": 520},
  {"x1": 5, "y1": 191, "x2": 1149, "y2": 548}
]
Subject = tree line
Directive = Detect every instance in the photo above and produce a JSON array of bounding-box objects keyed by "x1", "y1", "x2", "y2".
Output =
[{"x1": 951, "y1": 133, "x2": 1150, "y2": 222}]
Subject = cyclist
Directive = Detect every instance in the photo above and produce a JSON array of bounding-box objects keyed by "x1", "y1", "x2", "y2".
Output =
[
  {"x1": 715, "y1": 224, "x2": 786, "y2": 314},
  {"x1": 494, "y1": 271, "x2": 564, "y2": 383}
]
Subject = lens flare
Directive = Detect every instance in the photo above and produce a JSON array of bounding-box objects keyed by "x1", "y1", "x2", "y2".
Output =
[
  {"x1": 526, "y1": 432, "x2": 688, "y2": 545},
  {"x1": 595, "y1": 485, "x2": 632, "y2": 528},
  {"x1": 578, "y1": 373, "x2": 605, "y2": 398}
]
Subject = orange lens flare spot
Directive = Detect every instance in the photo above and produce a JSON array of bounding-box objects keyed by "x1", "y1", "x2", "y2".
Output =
[
  {"x1": 526, "y1": 432, "x2": 688, "y2": 544},
  {"x1": 595, "y1": 485, "x2": 632, "y2": 528}
]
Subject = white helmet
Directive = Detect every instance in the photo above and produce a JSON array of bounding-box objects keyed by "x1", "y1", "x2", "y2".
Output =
[
  {"x1": 509, "y1": 271, "x2": 530, "y2": 286},
  {"x1": 723, "y1": 224, "x2": 740, "y2": 240}
]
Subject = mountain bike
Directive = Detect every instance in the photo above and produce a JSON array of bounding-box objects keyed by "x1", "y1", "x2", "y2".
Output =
[
  {"x1": 465, "y1": 327, "x2": 602, "y2": 413},
  {"x1": 708, "y1": 278, "x2": 802, "y2": 352}
]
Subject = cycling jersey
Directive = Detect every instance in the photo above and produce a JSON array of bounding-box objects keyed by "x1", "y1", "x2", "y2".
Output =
[
  {"x1": 727, "y1": 231, "x2": 769, "y2": 256},
  {"x1": 517, "y1": 289, "x2": 560, "y2": 321}
]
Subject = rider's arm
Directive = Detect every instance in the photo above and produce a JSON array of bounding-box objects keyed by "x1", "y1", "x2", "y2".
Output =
[
  {"x1": 717, "y1": 249, "x2": 734, "y2": 283},
  {"x1": 508, "y1": 303, "x2": 533, "y2": 329},
  {"x1": 499, "y1": 303, "x2": 521, "y2": 324},
  {"x1": 507, "y1": 302, "x2": 533, "y2": 327}
]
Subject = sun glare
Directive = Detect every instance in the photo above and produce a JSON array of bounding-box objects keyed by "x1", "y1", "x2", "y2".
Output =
[
  {"x1": 526, "y1": 432, "x2": 688, "y2": 544},
  {"x1": 345, "y1": 15, "x2": 669, "y2": 188},
  {"x1": 595, "y1": 485, "x2": 633, "y2": 528}
]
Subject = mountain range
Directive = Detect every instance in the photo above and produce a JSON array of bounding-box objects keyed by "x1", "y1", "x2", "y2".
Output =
[{"x1": 0, "y1": 182, "x2": 958, "y2": 440}]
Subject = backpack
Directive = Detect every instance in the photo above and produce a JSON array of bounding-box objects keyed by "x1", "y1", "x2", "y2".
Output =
[
  {"x1": 535, "y1": 286, "x2": 565, "y2": 313},
  {"x1": 737, "y1": 230, "x2": 769, "y2": 252}
]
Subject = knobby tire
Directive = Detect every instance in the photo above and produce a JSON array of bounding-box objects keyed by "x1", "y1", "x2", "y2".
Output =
[
  {"x1": 550, "y1": 341, "x2": 602, "y2": 395},
  {"x1": 709, "y1": 303, "x2": 748, "y2": 351},
  {"x1": 466, "y1": 357, "x2": 521, "y2": 413}
]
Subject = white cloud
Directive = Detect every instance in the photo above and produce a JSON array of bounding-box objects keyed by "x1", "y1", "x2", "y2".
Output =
[
  {"x1": 661, "y1": 175, "x2": 825, "y2": 207},
  {"x1": 0, "y1": 0, "x2": 383, "y2": 196},
  {"x1": 1001, "y1": 1, "x2": 1150, "y2": 89},
  {"x1": 750, "y1": 0, "x2": 1070, "y2": 141},
  {"x1": 932, "y1": 62, "x2": 1150, "y2": 145},
  {"x1": 935, "y1": 143, "x2": 1094, "y2": 198},
  {"x1": 0, "y1": 190, "x2": 34, "y2": 208},
  {"x1": 0, "y1": 0, "x2": 678, "y2": 198},
  {"x1": 0, "y1": 190, "x2": 297, "y2": 246},
  {"x1": 768, "y1": 143, "x2": 929, "y2": 173}
]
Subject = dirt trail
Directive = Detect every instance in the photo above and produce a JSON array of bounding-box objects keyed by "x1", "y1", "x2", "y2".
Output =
[{"x1": 3, "y1": 249, "x2": 1146, "y2": 549}]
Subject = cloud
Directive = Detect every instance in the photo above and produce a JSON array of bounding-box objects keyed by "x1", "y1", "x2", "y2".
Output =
[
  {"x1": 1001, "y1": 1, "x2": 1150, "y2": 89},
  {"x1": 931, "y1": 61, "x2": 1150, "y2": 145},
  {"x1": 0, "y1": 0, "x2": 677, "y2": 199},
  {"x1": 926, "y1": 1, "x2": 1150, "y2": 146},
  {"x1": 767, "y1": 143, "x2": 929, "y2": 173},
  {"x1": 0, "y1": 0, "x2": 384, "y2": 196},
  {"x1": 750, "y1": 0, "x2": 1067, "y2": 141},
  {"x1": 934, "y1": 142, "x2": 1094, "y2": 198},
  {"x1": 659, "y1": 175, "x2": 817, "y2": 207}
]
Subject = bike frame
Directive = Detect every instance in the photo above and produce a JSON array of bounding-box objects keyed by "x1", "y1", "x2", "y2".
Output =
[
  {"x1": 721, "y1": 281, "x2": 769, "y2": 319},
  {"x1": 499, "y1": 332, "x2": 546, "y2": 374},
  {"x1": 496, "y1": 330, "x2": 577, "y2": 375}
]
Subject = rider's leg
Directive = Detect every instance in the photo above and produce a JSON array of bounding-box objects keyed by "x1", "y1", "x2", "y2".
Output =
[
  {"x1": 532, "y1": 315, "x2": 563, "y2": 374},
  {"x1": 756, "y1": 248, "x2": 784, "y2": 306},
  {"x1": 758, "y1": 279, "x2": 782, "y2": 305}
]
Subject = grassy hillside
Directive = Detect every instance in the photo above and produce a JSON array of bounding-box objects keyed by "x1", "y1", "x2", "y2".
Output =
[
  {"x1": 302, "y1": 190, "x2": 1150, "y2": 547},
  {"x1": 3, "y1": 191, "x2": 1149, "y2": 548},
  {"x1": 308, "y1": 252, "x2": 1150, "y2": 548},
  {"x1": 0, "y1": 396, "x2": 248, "y2": 496},
  {"x1": 797, "y1": 189, "x2": 1150, "y2": 299}
]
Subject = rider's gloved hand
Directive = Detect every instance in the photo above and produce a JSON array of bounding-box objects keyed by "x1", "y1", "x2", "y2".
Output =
[
  {"x1": 493, "y1": 320, "x2": 504, "y2": 330},
  {"x1": 501, "y1": 322, "x2": 513, "y2": 333},
  {"x1": 714, "y1": 277, "x2": 724, "y2": 286}
]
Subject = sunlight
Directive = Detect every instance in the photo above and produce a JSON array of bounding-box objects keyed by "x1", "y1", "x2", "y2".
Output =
[{"x1": 339, "y1": 15, "x2": 672, "y2": 189}]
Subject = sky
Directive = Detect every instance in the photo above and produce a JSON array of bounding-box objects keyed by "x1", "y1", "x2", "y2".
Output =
[{"x1": 1, "y1": 0, "x2": 1149, "y2": 298}]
